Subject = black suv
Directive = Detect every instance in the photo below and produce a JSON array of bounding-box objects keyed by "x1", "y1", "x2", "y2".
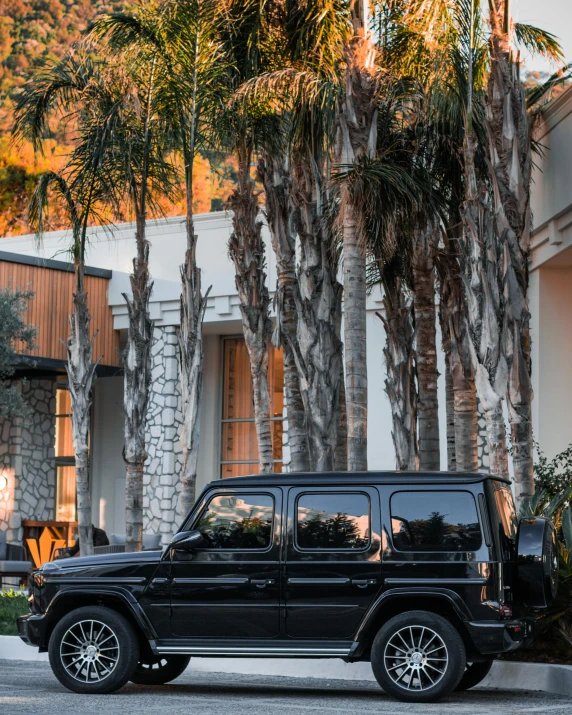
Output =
[{"x1": 17, "y1": 472, "x2": 558, "y2": 703}]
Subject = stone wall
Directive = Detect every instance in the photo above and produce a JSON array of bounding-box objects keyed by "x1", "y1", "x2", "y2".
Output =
[
  {"x1": 143, "y1": 326, "x2": 183, "y2": 545},
  {"x1": 0, "y1": 379, "x2": 56, "y2": 543}
]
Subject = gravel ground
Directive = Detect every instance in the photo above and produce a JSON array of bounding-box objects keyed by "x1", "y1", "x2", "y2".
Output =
[{"x1": 1, "y1": 660, "x2": 572, "y2": 715}]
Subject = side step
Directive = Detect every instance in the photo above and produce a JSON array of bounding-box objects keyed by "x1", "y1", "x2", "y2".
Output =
[{"x1": 154, "y1": 639, "x2": 356, "y2": 658}]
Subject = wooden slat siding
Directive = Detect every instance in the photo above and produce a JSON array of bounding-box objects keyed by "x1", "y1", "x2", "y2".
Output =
[{"x1": 0, "y1": 261, "x2": 120, "y2": 367}]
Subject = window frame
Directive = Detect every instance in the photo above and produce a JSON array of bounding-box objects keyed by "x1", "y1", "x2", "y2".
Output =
[
  {"x1": 192, "y1": 490, "x2": 276, "y2": 553},
  {"x1": 294, "y1": 490, "x2": 372, "y2": 553},
  {"x1": 219, "y1": 335, "x2": 285, "y2": 477},
  {"x1": 54, "y1": 385, "x2": 80, "y2": 522},
  {"x1": 389, "y1": 489, "x2": 483, "y2": 554}
]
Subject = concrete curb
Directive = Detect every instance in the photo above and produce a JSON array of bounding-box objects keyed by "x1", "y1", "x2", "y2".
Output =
[{"x1": 1, "y1": 635, "x2": 571, "y2": 697}]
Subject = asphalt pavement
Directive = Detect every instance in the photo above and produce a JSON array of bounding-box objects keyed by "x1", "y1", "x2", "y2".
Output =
[{"x1": 1, "y1": 659, "x2": 571, "y2": 715}]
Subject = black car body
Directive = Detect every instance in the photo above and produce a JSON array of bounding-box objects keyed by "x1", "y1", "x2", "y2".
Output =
[{"x1": 17, "y1": 472, "x2": 557, "y2": 703}]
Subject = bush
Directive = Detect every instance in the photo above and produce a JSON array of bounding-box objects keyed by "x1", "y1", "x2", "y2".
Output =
[
  {"x1": 534, "y1": 442, "x2": 572, "y2": 497},
  {"x1": 0, "y1": 589, "x2": 29, "y2": 636}
]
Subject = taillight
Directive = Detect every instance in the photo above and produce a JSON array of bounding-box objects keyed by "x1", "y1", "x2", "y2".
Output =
[{"x1": 499, "y1": 604, "x2": 513, "y2": 619}]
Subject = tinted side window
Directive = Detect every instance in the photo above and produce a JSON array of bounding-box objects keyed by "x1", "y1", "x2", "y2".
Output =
[
  {"x1": 390, "y1": 491, "x2": 482, "y2": 552},
  {"x1": 196, "y1": 493, "x2": 274, "y2": 549},
  {"x1": 296, "y1": 493, "x2": 370, "y2": 550}
]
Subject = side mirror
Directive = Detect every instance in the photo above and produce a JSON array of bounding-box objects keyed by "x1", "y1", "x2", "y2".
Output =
[{"x1": 170, "y1": 530, "x2": 205, "y2": 551}]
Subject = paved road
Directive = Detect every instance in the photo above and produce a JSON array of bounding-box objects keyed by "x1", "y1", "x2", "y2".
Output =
[{"x1": 1, "y1": 660, "x2": 571, "y2": 715}]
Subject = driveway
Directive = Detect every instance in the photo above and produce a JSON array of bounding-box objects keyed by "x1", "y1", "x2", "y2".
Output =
[{"x1": 1, "y1": 660, "x2": 571, "y2": 714}]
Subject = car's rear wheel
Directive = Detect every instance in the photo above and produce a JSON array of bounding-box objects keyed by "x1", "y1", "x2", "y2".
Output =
[
  {"x1": 455, "y1": 660, "x2": 494, "y2": 691},
  {"x1": 48, "y1": 606, "x2": 139, "y2": 694},
  {"x1": 371, "y1": 610, "x2": 466, "y2": 703},
  {"x1": 130, "y1": 655, "x2": 191, "y2": 685}
]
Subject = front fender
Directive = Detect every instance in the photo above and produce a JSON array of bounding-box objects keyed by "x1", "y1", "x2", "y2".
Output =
[{"x1": 37, "y1": 586, "x2": 158, "y2": 649}]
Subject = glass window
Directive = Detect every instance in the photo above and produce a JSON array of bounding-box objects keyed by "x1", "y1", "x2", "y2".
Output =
[
  {"x1": 196, "y1": 493, "x2": 274, "y2": 549},
  {"x1": 220, "y1": 337, "x2": 284, "y2": 477},
  {"x1": 55, "y1": 388, "x2": 77, "y2": 522},
  {"x1": 390, "y1": 491, "x2": 482, "y2": 552},
  {"x1": 296, "y1": 493, "x2": 370, "y2": 550}
]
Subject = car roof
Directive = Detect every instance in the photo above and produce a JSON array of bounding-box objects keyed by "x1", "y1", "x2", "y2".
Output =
[{"x1": 206, "y1": 471, "x2": 510, "y2": 489}]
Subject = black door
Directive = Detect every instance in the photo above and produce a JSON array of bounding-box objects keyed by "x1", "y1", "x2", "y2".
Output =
[
  {"x1": 170, "y1": 487, "x2": 282, "y2": 638},
  {"x1": 284, "y1": 487, "x2": 382, "y2": 639}
]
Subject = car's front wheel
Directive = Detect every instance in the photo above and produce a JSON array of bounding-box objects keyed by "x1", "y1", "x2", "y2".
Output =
[
  {"x1": 371, "y1": 610, "x2": 466, "y2": 703},
  {"x1": 48, "y1": 606, "x2": 139, "y2": 694},
  {"x1": 130, "y1": 655, "x2": 191, "y2": 685}
]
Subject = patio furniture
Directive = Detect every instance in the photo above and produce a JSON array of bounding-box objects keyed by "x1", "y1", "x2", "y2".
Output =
[{"x1": 0, "y1": 531, "x2": 33, "y2": 588}]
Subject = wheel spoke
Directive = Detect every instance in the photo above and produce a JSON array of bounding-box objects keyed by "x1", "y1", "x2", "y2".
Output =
[{"x1": 418, "y1": 627, "x2": 425, "y2": 649}]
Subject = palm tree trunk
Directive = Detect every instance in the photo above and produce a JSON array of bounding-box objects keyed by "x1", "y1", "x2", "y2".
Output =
[
  {"x1": 412, "y1": 224, "x2": 440, "y2": 470},
  {"x1": 228, "y1": 143, "x2": 273, "y2": 473},
  {"x1": 334, "y1": 363, "x2": 348, "y2": 471},
  {"x1": 438, "y1": 249, "x2": 478, "y2": 472},
  {"x1": 337, "y1": 17, "x2": 379, "y2": 472},
  {"x1": 443, "y1": 359, "x2": 456, "y2": 471},
  {"x1": 290, "y1": 161, "x2": 343, "y2": 472},
  {"x1": 461, "y1": 133, "x2": 508, "y2": 478},
  {"x1": 178, "y1": 228, "x2": 209, "y2": 516},
  {"x1": 123, "y1": 214, "x2": 153, "y2": 552},
  {"x1": 258, "y1": 155, "x2": 309, "y2": 472},
  {"x1": 487, "y1": 2, "x2": 534, "y2": 501},
  {"x1": 66, "y1": 263, "x2": 98, "y2": 556},
  {"x1": 379, "y1": 274, "x2": 418, "y2": 471}
]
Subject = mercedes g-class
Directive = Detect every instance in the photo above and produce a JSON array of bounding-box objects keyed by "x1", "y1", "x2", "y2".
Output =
[{"x1": 17, "y1": 472, "x2": 558, "y2": 703}]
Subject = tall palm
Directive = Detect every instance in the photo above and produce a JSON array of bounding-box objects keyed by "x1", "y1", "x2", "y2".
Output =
[
  {"x1": 14, "y1": 53, "x2": 121, "y2": 555},
  {"x1": 484, "y1": 1, "x2": 563, "y2": 499},
  {"x1": 240, "y1": 0, "x2": 348, "y2": 472},
  {"x1": 336, "y1": 1, "x2": 377, "y2": 471},
  {"x1": 89, "y1": 0, "x2": 223, "y2": 518}
]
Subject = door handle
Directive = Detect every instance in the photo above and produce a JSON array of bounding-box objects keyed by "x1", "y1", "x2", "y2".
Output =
[
  {"x1": 250, "y1": 579, "x2": 275, "y2": 588},
  {"x1": 352, "y1": 579, "x2": 377, "y2": 589}
]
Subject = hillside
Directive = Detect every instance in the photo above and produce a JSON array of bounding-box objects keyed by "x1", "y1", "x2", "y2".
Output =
[{"x1": 0, "y1": 0, "x2": 234, "y2": 237}]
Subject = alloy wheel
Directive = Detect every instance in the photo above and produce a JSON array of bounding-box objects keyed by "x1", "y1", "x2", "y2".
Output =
[
  {"x1": 59, "y1": 619, "x2": 120, "y2": 683},
  {"x1": 383, "y1": 625, "x2": 448, "y2": 691}
]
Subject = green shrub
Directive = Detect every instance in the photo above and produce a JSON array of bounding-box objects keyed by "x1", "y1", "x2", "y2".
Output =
[{"x1": 0, "y1": 589, "x2": 29, "y2": 636}]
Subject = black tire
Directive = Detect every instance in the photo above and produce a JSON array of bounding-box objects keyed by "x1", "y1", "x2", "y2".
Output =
[
  {"x1": 371, "y1": 610, "x2": 466, "y2": 703},
  {"x1": 455, "y1": 660, "x2": 494, "y2": 691},
  {"x1": 48, "y1": 606, "x2": 139, "y2": 694},
  {"x1": 130, "y1": 655, "x2": 191, "y2": 685},
  {"x1": 517, "y1": 517, "x2": 558, "y2": 608}
]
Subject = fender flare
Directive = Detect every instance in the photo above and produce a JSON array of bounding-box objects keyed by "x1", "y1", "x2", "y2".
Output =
[
  {"x1": 354, "y1": 587, "x2": 472, "y2": 645},
  {"x1": 41, "y1": 586, "x2": 158, "y2": 645}
]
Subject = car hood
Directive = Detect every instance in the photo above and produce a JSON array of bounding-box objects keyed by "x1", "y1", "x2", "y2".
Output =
[{"x1": 40, "y1": 549, "x2": 164, "y2": 573}]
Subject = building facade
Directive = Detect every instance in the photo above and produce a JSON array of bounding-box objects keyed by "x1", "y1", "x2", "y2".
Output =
[{"x1": 1, "y1": 86, "x2": 571, "y2": 554}]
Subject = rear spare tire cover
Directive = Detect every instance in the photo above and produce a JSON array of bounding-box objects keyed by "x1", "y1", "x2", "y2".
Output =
[{"x1": 517, "y1": 517, "x2": 558, "y2": 609}]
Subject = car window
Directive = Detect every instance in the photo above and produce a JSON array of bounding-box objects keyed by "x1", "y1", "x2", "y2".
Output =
[
  {"x1": 390, "y1": 491, "x2": 482, "y2": 552},
  {"x1": 296, "y1": 492, "x2": 370, "y2": 550},
  {"x1": 196, "y1": 493, "x2": 274, "y2": 549},
  {"x1": 492, "y1": 483, "x2": 518, "y2": 540}
]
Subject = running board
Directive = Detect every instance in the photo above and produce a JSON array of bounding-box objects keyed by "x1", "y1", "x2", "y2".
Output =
[{"x1": 154, "y1": 639, "x2": 355, "y2": 658}]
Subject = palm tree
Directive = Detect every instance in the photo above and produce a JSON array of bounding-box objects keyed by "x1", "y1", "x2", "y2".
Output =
[
  {"x1": 89, "y1": 0, "x2": 224, "y2": 518},
  {"x1": 14, "y1": 53, "x2": 121, "y2": 555},
  {"x1": 484, "y1": 2, "x2": 563, "y2": 499},
  {"x1": 336, "y1": 1, "x2": 376, "y2": 472},
  {"x1": 258, "y1": 153, "x2": 310, "y2": 472}
]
